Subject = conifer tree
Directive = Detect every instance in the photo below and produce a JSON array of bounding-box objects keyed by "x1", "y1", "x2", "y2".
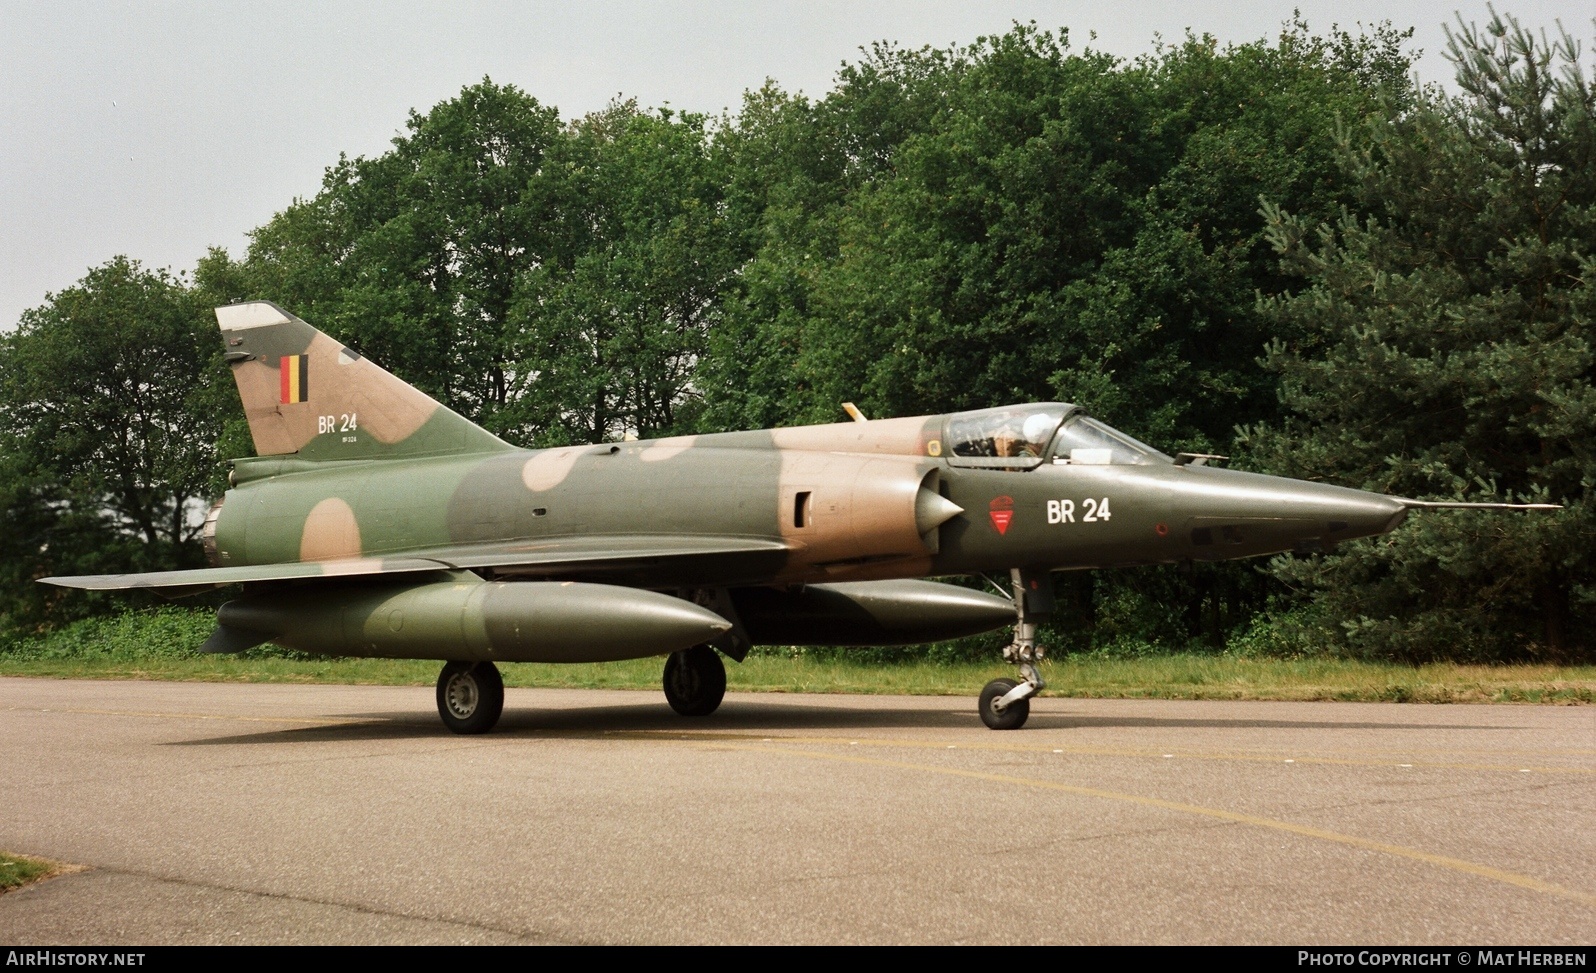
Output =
[{"x1": 1248, "y1": 11, "x2": 1595, "y2": 660}]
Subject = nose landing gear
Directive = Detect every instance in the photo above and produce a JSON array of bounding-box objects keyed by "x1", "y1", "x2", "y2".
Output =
[{"x1": 979, "y1": 568, "x2": 1053, "y2": 730}]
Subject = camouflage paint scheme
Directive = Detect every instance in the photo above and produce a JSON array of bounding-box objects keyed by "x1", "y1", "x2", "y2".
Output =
[
  {"x1": 45, "y1": 301, "x2": 1431, "y2": 665},
  {"x1": 44, "y1": 303, "x2": 1557, "y2": 731}
]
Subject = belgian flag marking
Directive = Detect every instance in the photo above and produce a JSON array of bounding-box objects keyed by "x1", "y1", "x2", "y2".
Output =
[{"x1": 280, "y1": 355, "x2": 309, "y2": 404}]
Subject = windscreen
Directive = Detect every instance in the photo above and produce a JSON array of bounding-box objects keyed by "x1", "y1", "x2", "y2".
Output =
[{"x1": 1051, "y1": 415, "x2": 1169, "y2": 465}]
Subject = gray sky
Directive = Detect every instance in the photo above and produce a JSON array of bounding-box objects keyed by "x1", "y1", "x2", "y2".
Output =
[{"x1": 2, "y1": 0, "x2": 1589, "y2": 330}]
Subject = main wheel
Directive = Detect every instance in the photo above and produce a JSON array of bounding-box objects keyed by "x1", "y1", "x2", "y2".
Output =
[
  {"x1": 979, "y1": 678, "x2": 1030, "y2": 730},
  {"x1": 663, "y1": 645, "x2": 727, "y2": 717},
  {"x1": 436, "y1": 661, "x2": 505, "y2": 734}
]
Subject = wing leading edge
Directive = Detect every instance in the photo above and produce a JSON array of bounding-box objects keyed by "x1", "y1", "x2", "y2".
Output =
[{"x1": 39, "y1": 535, "x2": 794, "y2": 594}]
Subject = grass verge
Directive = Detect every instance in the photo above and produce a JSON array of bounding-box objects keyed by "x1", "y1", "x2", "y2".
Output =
[
  {"x1": 0, "y1": 653, "x2": 1591, "y2": 703},
  {"x1": 0, "y1": 852, "x2": 69, "y2": 894},
  {"x1": 3, "y1": 607, "x2": 1590, "y2": 703}
]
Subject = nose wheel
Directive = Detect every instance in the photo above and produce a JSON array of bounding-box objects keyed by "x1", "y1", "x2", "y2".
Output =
[
  {"x1": 663, "y1": 644, "x2": 726, "y2": 716},
  {"x1": 436, "y1": 660, "x2": 505, "y2": 734},
  {"x1": 979, "y1": 678, "x2": 1030, "y2": 730},
  {"x1": 978, "y1": 568, "x2": 1053, "y2": 730}
]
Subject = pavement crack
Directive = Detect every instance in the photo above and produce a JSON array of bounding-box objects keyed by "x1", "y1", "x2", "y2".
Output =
[
  {"x1": 73, "y1": 865, "x2": 587, "y2": 945},
  {"x1": 33, "y1": 739, "x2": 512, "y2": 791},
  {"x1": 1297, "y1": 776, "x2": 1584, "y2": 818}
]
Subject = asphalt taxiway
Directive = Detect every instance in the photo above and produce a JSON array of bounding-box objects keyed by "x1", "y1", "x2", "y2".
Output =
[{"x1": 0, "y1": 677, "x2": 1590, "y2": 944}]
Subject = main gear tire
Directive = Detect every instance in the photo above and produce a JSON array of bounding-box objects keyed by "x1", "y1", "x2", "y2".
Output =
[
  {"x1": 979, "y1": 678, "x2": 1030, "y2": 730},
  {"x1": 436, "y1": 661, "x2": 505, "y2": 734},
  {"x1": 663, "y1": 645, "x2": 727, "y2": 717}
]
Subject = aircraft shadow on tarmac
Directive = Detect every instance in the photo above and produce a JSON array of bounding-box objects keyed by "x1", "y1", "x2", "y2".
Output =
[{"x1": 168, "y1": 696, "x2": 1513, "y2": 747}]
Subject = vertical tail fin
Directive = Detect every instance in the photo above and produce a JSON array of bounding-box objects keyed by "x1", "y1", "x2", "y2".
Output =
[{"x1": 216, "y1": 302, "x2": 512, "y2": 461}]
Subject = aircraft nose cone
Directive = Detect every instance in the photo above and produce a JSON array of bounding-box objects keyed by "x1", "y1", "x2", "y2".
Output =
[
  {"x1": 1171, "y1": 467, "x2": 1410, "y2": 556},
  {"x1": 1262, "y1": 480, "x2": 1409, "y2": 539},
  {"x1": 1328, "y1": 491, "x2": 1409, "y2": 538}
]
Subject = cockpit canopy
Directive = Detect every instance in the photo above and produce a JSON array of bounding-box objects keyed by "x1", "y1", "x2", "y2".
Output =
[{"x1": 941, "y1": 404, "x2": 1170, "y2": 469}]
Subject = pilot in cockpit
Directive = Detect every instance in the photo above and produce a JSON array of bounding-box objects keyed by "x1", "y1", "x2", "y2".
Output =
[{"x1": 994, "y1": 412, "x2": 1059, "y2": 458}]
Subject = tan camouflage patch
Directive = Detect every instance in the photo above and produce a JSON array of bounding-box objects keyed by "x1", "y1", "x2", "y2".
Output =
[
  {"x1": 521, "y1": 446, "x2": 584, "y2": 491},
  {"x1": 229, "y1": 358, "x2": 300, "y2": 456},
  {"x1": 300, "y1": 497, "x2": 362, "y2": 561},
  {"x1": 776, "y1": 452, "x2": 937, "y2": 572},
  {"x1": 337, "y1": 343, "x2": 437, "y2": 445},
  {"x1": 768, "y1": 415, "x2": 934, "y2": 455},
  {"x1": 278, "y1": 332, "x2": 436, "y2": 449},
  {"x1": 317, "y1": 557, "x2": 395, "y2": 577}
]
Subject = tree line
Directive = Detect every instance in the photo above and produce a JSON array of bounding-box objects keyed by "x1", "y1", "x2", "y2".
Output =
[{"x1": 3, "y1": 13, "x2": 1590, "y2": 662}]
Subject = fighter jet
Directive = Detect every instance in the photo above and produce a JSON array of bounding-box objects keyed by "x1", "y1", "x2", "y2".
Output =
[{"x1": 41, "y1": 303, "x2": 1556, "y2": 731}]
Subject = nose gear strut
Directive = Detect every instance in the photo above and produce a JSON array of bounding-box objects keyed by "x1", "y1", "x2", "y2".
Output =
[{"x1": 980, "y1": 567, "x2": 1054, "y2": 730}]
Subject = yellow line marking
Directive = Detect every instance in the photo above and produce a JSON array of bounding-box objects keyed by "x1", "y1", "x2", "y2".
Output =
[
  {"x1": 21, "y1": 704, "x2": 1591, "y2": 905},
  {"x1": 723, "y1": 742, "x2": 1596, "y2": 908},
  {"x1": 925, "y1": 725, "x2": 1596, "y2": 759},
  {"x1": 609, "y1": 731, "x2": 1594, "y2": 774}
]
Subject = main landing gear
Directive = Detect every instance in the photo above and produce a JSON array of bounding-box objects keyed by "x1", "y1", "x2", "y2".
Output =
[
  {"x1": 437, "y1": 660, "x2": 505, "y2": 734},
  {"x1": 979, "y1": 568, "x2": 1055, "y2": 731},
  {"x1": 663, "y1": 644, "x2": 727, "y2": 716},
  {"x1": 431, "y1": 645, "x2": 727, "y2": 734}
]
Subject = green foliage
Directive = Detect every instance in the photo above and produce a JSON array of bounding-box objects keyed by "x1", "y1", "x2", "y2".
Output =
[
  {"x1": 1246, "y1": 11, "x2": 1596, "y2": 661},
  {"x1": 1, "y1": 605, "x2": 214, "y2": 659},
  {"x1": 703, "y1": 21, "x2": 1414, "y2": 446},
  {"x1": 234, "y1": 79, "x2": 565, "y2": 433},
  {"x1": 0, "y1": 258, "x2": 235, "y2": 631},
  {"x1": 228, "y1": 82, "x2": 739, "y2": 448},
  {"x1": 0, "y1": 604, "x2": 322, "y2": 661},
  {"x1": 503, "y1": 101, "x2": 741, "y2": 443},
  {"x1": 759, "y1": 631, "x2": 1009, "y2": 666}
]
